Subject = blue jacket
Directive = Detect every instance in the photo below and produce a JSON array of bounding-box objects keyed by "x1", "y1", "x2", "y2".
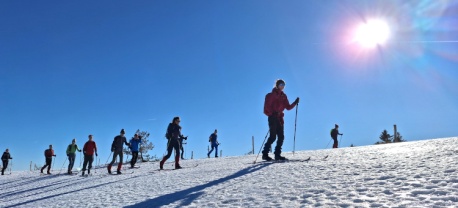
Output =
[{"x1": 129, "y1": 138, "x2": 142, "y2": 152}]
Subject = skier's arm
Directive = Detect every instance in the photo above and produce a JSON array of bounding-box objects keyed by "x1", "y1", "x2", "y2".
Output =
[
  {"x1": 284, "y1": 95, "x2": 298, "y2": 111},
  {"x1": 94, "y1": 142, "x2": 98, "y2": 156},
  {"x1": 83, "y1": 143, "x2": 87, "y2": 154},
  {"x1": 111, "y1": 139, "x2": 116, "y2": 152},
  {"x1": 124, "y1": 138, "x2": 130, "y2": 146},
  {"x1": 66, "y1": 145, "x2": 70, "y2": 155}
]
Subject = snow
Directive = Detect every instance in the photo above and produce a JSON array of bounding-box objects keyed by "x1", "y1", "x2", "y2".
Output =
[{"x1": 1, "y1": 137, "x2": 458, "y2": 207}]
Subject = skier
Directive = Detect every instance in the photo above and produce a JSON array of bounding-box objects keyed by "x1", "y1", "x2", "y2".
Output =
[
  {"x1": 129, "y1": 133, "x2": 142, "y2": 168},
  {"x1": 107, "y1": 129, "x2": 130, "y2": 174},
  {"x1": 82, "y1": 134, "x2": 98, "y2": 176},
  {"x1": 160, "y1": 117, "x2": 185, "y2": 170},
  {"x1": 330, "y1": 124, "x2": 343, "y2": 148},
  {"x1": 41, "y1": 144, "x2": 56, "y2": 174},
  {"x1": 66, "y1": 138, "x2": 82, "y2": 174},
  {"x1": 207, "y1": 129, "x2": 219, "y2": 158},
  {"x1": 179, "y1": 134, "x2": 187, "y2": 160},
  {"x1": 262, "y1": 79, "x2": 299, "y2": 161},
  {"x1": 1, "y1": 149, "x2": 12, "y2": 175}
]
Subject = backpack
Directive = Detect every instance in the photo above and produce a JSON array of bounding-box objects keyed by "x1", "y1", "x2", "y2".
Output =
[{"x1": 44, "y1": 149, "x2": 50, "y2": 157}]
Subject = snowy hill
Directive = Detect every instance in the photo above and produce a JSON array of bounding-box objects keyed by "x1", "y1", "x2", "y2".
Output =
[{"x1": 1, "y1": 137, "x2": 458, "y2": 207}]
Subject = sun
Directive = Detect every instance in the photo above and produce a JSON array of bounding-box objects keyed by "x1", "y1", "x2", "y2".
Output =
[{"x1": 353, "y1": 19, "x2": 390, "y2": 48}]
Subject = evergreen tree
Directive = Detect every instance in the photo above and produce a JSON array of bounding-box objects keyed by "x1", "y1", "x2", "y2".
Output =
[{"x1": 379, "y1": 130, "x2": 392, "y2": 143}]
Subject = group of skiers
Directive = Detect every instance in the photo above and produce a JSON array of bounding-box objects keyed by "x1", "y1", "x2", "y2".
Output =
[{"x1": 3, "y1": 79, "x2": 344, "y2": 175}]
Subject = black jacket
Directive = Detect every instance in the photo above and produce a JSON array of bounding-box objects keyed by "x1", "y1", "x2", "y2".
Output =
[
  {"x1": 1, "y1": 152, "x2": 12, "y2": 161},
  {"x1": 111, "y1": 135, "x2": 129, "y2": 152},
  {"x1": 167, "y1": 123, "x2": 184, "y2": 140}
]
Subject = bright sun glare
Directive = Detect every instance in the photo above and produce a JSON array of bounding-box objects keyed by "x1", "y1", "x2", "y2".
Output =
[{"x1": 353, "y1": 19, "x2": 390, "y2": 48}]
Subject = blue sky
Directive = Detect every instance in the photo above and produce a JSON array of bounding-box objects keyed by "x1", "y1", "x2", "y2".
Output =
[{"x1": 1, "y1": 1, "x2": 457, "y2": 171}]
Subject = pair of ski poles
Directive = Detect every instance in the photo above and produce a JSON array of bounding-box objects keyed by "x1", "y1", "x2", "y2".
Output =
[{"x1": 325, "y1": 134, "x2": 344, "y2": 149}]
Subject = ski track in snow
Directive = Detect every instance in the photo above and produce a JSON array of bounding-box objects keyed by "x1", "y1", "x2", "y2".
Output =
[{"x1": 1, "y1": 137, "x2": 458, "y2": 207}]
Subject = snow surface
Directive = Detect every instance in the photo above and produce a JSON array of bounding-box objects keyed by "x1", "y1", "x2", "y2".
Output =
[{"x1": 1, "y1": 137, "x2": 458, "y2": 208}]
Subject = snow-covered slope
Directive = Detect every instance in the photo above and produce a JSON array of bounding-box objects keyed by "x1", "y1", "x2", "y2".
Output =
[{"x1": 1, "y1": 137, "x2": 458, "y2": 207}]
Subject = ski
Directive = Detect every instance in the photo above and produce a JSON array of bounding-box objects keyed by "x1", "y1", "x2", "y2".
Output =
[{"x1": 156, "y1": 164, "x2": 198, "y2": 171}]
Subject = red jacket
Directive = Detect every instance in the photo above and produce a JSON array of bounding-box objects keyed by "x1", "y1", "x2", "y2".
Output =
[
  {"x1": 264, "y1": 88, "x2": 297, "y2": 124},
  {"x1": 83, "y1": 141, "x2": 97, "y2": 156}
]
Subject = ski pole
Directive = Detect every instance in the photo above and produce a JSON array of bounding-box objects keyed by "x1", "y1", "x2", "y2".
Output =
[
  {"x1": 253, "y1": 129, "x2": 270, "y2": 164},
  {"x1": 105, "y1": 152, "x2": 113, "y2": 166},
  {"x1": 325, "y1": 139, "x2": 332, "y2": 149},
  {"x1": 51, "y1": 157, "x2": 56, "y2": 173},
  {"x1": 9, "y1": 159, "x2": 13, "y2": 175},
  {"x1": 94, "y1": 155, "x2": 98, "y2": 174},
  {"x1": 79, "y1": 151, "x2": 82, "y2": 168},
  {"x1": 58, "y1": 157, "x2": 67, "y2": 175},
  {"x1": 339, "y1": 134, "x2": 343, "y2": 148},
  {"x1": 293, "y1": 103, "x2": 298, "y2": 156}
]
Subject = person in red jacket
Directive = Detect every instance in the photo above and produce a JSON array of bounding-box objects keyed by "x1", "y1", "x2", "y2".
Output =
[
  {"x1": 82, "y1": 134, "x2": 98, "y2": 176},
  {"x1": 262, "y1": 79, "x2": 299, "y2": 161},
  {"x1": 41, "y1": 144, "x2": 56, "y2": 174}
]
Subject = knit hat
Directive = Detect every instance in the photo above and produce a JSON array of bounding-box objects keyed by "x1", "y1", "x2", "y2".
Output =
[
  {"x1": 120, "y1": 129, "x2": 125, "y2": 134},
  {"x1": 335, "y1": 124, "x2": 339, "y2": 128},
  {"x1": 72, "y1": 138, "x2": 76, "y2": 143}
]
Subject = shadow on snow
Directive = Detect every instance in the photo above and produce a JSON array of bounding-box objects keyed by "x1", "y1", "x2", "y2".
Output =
[{"x1": 125, "y1": 162, "x2": 273, "y2": 207}]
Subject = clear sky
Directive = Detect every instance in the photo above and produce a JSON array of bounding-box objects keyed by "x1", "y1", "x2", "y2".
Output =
[{"x1": 1, "y1": 1, "x2": 457, "y2": 171}]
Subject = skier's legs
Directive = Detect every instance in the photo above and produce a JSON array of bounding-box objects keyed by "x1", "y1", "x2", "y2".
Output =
[
  {"x1": 263, "y1": 116, "x2": 279, "y2": 155},
  {"x1": 46, "y1": 159, "x2": 52, "y2": 173},
  {"x1": 68, "y1": 153, "x2": 75, "y2": 171},
  {"x1": 332, "y1": 138, "x2": 338, "y2": 148},
  {"x1": 208, "y1": 146, "x2": 214, "y2": 156},
  {"x1": 173, "y1": 142, "x2": 181, "y2": 167},
  {"x1": 117, "y1": 152, "x2": 123, "y2": 171},
  {"x1": 82, "y1": 155, "x2": 89, "y2": 171},
  {"x1": 131, "y1": 152, "x2": 138, "y2": 167},
  {"x1": 274, "y1": 124, "x2": 285, "y2": 156},
  {"x1": 87, "y1": 155, "x2": 94, "y2": 170},
  {"x1": 214, "y1": 143, "x2": 219, "y2": 157},
  {"x1": 1, "y1": 161, "x2": 7, "y2": 175}
]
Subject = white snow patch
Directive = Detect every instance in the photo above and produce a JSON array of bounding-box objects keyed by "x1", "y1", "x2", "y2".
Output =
[{"x1": 1, "y1": 137, "x2": 458, "y2": 207}]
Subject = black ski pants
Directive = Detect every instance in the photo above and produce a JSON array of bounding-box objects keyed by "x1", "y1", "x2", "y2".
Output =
[
  {"x1": 82, "y1": 154, "x2": 94, "y2": 171},
  {"x1": 263, "y1": 116, "x2": 285, "y2": 156},
  {"x1": 332, "y1": 137, "x2": 338, "y2": 148},
  {"x1": 2, "y1": 160, "x2": 8, "y2": 175},
  {"x1": 41, "y1": 158, "x2": 52, "y2": 173},
  {"x1": 131, "y1": 151, "x2": 138, "y2": 167},
  {"x1": 164, "y1": 139, "x2": 180, "y2": 159}
]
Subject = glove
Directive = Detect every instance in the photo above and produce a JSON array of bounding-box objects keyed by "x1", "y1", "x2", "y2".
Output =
[
  {"x1": 53, "y1": 155, "x2": 57, "y2": 157},
  {"x1": 111, "y1": 149, "x2": 114, "y2": 152},
  {"x1": 67, "y1": 154, "x2": 69, "y2": 157},
  {"x1": 78, "y1": 150, "x2": 82, "y2": 152},
  {"x1": 184, "y1": 136, "x2": 188, "y2": 140},
  {"x1": 293, "y1": 97, "x2": 300, "y2": 105},
  {"x1": 96, "y1": 153, "x2": 98, "y2": 157}
]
